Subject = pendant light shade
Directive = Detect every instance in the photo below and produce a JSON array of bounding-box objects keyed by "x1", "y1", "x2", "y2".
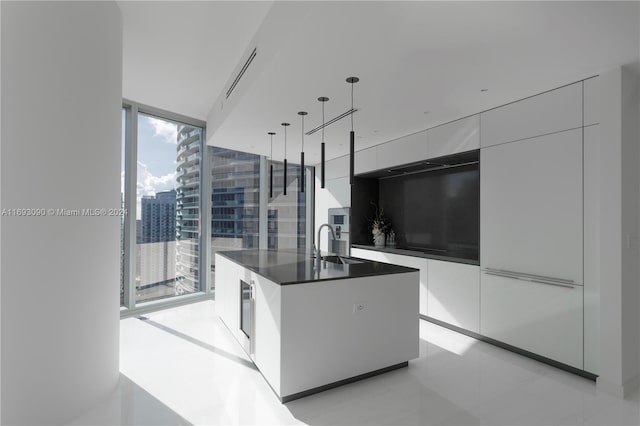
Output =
[
  {"x1": 318, "y1": 96, "x2": 329, "y2": 189},
  {"x1": 281, "y1": 122, "x2": 290, "y2": 196},
  {"x1": 346, "y1": 77, "x2": 359, "y2": 185},
  {"x1": 298, "y1": 111, "x2": 307, "y2": 193},
  {"x1": 268, "y1": 132, "x2": 275, "y2": 199}
]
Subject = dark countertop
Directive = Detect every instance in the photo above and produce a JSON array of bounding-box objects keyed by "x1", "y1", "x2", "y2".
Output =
[
  {"x1": 217, "y1": 249, "x2": 419, "y2": 285},
  {"x1": 351, "y1": 244, "x2": 480, "y2": 266}
]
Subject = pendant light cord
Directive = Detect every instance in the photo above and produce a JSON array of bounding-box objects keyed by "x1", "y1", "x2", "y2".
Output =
[{"x1": 301, "y1": 115, "x2": 305, "y2": 151}]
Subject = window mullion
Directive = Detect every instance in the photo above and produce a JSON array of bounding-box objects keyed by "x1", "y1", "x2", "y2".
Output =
[{"x1": 123, "y1": 103, "x2": 138, "y2": 309}]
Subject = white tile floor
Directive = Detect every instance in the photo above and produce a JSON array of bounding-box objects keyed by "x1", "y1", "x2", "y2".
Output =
[{"x1": 71, "y1": 300, "x2": 640, "y2": 425}]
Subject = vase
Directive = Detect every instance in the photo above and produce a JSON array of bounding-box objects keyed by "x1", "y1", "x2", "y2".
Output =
[{"x1": 373, "y1": 234, "x2": 385, "y2": 247}]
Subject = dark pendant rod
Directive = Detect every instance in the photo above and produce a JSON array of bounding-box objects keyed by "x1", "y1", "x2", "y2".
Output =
[
  {"x1": 321, "y1": 142, "x2": 325, "y2": 189},
  {"x1": 269, "y1": 164, "x2": 273, "y2": 198},
  {"x1": 349, "y1": 130, "x2": 355, "y2": 185},
  {"x1": 283, "y1": 159, "x2": 288, "y2": 196},
  {"x1": 300, "y1": 152, "x2": 305, "y2": 193}
]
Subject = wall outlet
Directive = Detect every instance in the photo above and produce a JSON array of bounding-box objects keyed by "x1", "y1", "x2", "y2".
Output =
[{"x1": 353, "y1": 303, "x2": 365, "y2": 313}]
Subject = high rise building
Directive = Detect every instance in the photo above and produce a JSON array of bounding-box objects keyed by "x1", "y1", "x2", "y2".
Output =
[
  {"x1": 210, "y1": 147, "x2": 260, "y2": 249},
  {"x1": 140, "y1": 190, "x2": 176, "y2": 243},
  {"x1": 175, "y1": 125, "x2": 202, "y2": 293}
]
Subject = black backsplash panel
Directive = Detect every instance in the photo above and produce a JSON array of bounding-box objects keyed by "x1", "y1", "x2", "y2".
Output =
[
  {"x1": 351, "y1": 177, "x2": 379, "y2": 246},
  {"x1": 378, "y1": 163, "x2": 479, "y2": 260}
]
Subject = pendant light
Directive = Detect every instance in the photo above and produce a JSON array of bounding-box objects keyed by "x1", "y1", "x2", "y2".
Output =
[
  {"x1": 281, "y1": 122, "x2": 290, "y2": 196},
  {"x1": 318, "y1": 96, "x2": 329, "y2": 189},
  {"x1": 346, "y1": 76, "x2": 359, "y2": 185},
  {"x1": 268, "y1": 132, "x2": 275, "y2": 198},
  {"x1": 298, "y1": 111, "x2": 307, "y2": 193}
]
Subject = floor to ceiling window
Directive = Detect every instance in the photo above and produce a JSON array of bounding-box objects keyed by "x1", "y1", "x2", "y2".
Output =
[
  {"x1": 121, "y1": 101, "x2": 206, "y2": 311},
  {"x1": 120, "y1": 101, "x2": 313, "y2": 313},
  {"x1": 135, "y1": 113, "x2": 202, "y2": 303}
]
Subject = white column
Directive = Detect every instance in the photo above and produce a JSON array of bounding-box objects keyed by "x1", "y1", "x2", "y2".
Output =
[{"x1": 1, "y1": 2, "x2": 122, "y2": 424}]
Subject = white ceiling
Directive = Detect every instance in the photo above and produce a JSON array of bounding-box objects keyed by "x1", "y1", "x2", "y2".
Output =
[
  {"x1": 121, "y1": 1, "x2": 640, "y2": 164},
  {"x1": 119, "y1": 1, "x2": 273, "y2": 120}
]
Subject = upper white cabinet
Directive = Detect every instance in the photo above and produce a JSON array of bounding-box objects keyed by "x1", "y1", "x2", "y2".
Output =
[
  {"x1": 427, "y1": 260, "x2": 480, "y2": 333},
  {"x1": 427, "y1": 115, "x2": 480, "y2": 158},
  {"x1": 481, "y1": 82, "x2": 583, "y2": 147},
  {"x1": 377, "y1": 131, "x2": 428, "y2": 170},
  {"x1": 354, "y1": 146, "x2": 377, "y2": 175},
  {"x1": 480, "y1": 128, "x2": 583, "y2": 284},
  {"x1": 583, "y1": 76, "x2": 600, "y2": 126}
]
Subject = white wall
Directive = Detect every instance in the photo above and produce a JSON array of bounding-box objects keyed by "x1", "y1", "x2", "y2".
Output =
[
  {"x1": 1, "y1": 2, "x2": 122, "y2": 424},
  {"x1": 621, "y1": 64, "x2": 640, "y2": 393},
  {"x1": 596, "y1": 65, "x2": 640, "y2": 398}
]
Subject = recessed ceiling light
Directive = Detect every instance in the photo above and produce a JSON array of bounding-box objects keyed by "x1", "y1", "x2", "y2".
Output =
[{"x1": 481, "y1": 89, "x2": 488, "y2": 92}]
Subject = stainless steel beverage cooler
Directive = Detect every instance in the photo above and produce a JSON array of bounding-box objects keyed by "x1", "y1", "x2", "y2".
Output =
[{"x1": 328, "y1": 207, "x2": 350, "y2": 256}]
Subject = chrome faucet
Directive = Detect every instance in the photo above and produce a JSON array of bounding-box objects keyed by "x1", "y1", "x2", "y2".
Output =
[{"x1": 315, "y1": 223, "x2": 337, "y2": 269}]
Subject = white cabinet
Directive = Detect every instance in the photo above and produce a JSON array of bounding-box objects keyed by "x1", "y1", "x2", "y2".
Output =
[
  {"x1": 427, "y1": 260, "x2": 480, "y2": 333},
  {"x1": 480, "y1": 273, "x2": 584, "y2": 369},
  {"x1": 480, "y1": 128, "x2": 583, "y2": 284},
  {"x1": 252, "y1": 272, "x2": 282, "y2": 393},
  {"x1": 351, "y1": 247, "x2": 387, "y2": 263},
  {"x1": 480, "y1": 82, "x2": 582, "y2": 147},
  {"x1": 215, "y1": 254, "x2": 241, "y2": 334},
  {"x1": 480, "y1": 127, "x2": 584, "y2": 368},
  {"x1": 583, "y1": 76, "x2": 600, "y2": 126},
  {"x1": 376, "y1": 131, "x2": 428, "y2": 170},
  {"x1": 427, "y1": 115, "x2": 480, "y2": 158},
  {"x1": 351, "y1": 248, "x2": 428, "y2": 317},
  {"x1": 354, "y1": 146, "x2": 377, "y2": 174}
]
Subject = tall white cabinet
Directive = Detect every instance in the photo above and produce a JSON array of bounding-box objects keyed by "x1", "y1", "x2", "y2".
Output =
[{"x1": 479, "y1": 83, "x2": 586, "y2": 370}]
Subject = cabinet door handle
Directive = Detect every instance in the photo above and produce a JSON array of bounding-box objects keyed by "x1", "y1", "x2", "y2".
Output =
[
  {"x1": 482, "y1": 269, "x2": 577, "y2": 289},
  {"x1": 483, "y1": 267, "x2": 575, "y2": 285}
]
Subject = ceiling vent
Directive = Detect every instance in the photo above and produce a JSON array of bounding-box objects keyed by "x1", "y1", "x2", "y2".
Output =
[
  {"x1": 226, "y1": 47, "x2": 257, "y2": 99},
  {"x1": 306, "y1": 108, "x2": 358, "y2": 135}
]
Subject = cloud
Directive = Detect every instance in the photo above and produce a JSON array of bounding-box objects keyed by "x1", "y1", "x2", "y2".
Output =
[
  {"x1": 147, "y1": 116, "x2": 178, "y2": 144},
  {"x1": 137, "y1": 161, "x2": 176, "y2": 196},
  {"x1": 135, "y1": 161, "x2": 177, "y2": 217}
]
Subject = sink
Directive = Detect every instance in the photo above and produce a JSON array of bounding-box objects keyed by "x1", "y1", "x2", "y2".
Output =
[{"x1": 321, "y1": 255, "x2": 365, "y2": 265}]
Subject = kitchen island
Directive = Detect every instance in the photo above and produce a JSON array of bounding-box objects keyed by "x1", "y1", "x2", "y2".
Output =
[{"x1": 215, "y1": 249, "x2": 419, "y2": 402}]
